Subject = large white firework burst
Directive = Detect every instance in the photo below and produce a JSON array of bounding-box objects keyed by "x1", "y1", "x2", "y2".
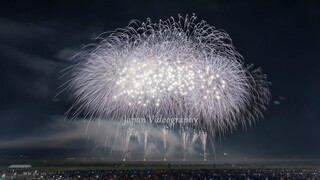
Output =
[{"x1": 63, "y1": 14, "x2": 270, "y2": 135}]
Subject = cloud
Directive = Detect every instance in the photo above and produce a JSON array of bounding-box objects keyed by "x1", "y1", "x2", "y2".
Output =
[{"x1": 0, "y1": 19, "x2": 56, "y2": 43}]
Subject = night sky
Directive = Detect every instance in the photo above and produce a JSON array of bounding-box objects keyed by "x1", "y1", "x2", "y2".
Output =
[{"x1": 0, "y1": 0, "x2": 320, "y2": 159}]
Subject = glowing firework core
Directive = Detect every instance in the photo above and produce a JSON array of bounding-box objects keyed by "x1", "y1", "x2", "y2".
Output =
[{"x1": 115, "y1": 57, "x2": 226, "y2": 107}]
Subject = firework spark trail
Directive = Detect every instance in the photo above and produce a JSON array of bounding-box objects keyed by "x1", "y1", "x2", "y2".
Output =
[
  {"x1": 190, "y1": 132, "x2": 199, "y2": 158},
  {"x1": 162, "y1": 128, "x2": 168, "y2": 161},
  {"x1": 122, "y1": 128, "x2": 132, "y2": 161},
  {"x1": 143, "y1": 130, "x2": 148, "y2": 161},
  {"x1": 191, "y1": 132, "x2": 199, "y2": 145},
  {"x1": 181, "y1": 128, "x2": 189, "y2": 161},
  {"x1": 200, "y1": 131, "x2": 208, "y2": 161}
]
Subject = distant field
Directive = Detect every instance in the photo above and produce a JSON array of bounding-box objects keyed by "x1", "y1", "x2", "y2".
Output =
[{"x1": 1, "y1": 158, "x2": 320, "y2": 170}]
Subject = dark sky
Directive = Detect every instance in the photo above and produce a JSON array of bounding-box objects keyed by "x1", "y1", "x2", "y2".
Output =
[{"x1": 0, "y1": 0, "x2": 320, "y2": 159}]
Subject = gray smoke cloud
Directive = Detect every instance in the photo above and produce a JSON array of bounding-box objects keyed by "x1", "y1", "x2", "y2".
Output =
[{"x1": 0, "y1": 117, "x2": 208, "y2": 161}]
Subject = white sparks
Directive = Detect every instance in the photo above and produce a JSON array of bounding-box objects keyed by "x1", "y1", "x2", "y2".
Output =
[{"x1": 64, "y1": 14, "x2": 270, "y2": 134}]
